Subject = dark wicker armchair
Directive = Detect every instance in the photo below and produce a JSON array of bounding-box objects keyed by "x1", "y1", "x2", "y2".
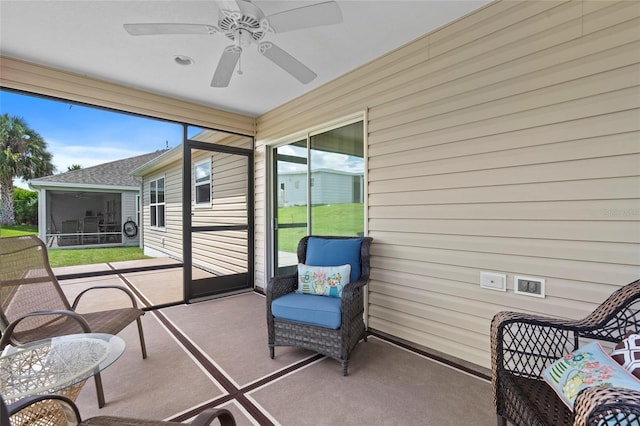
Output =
[
  {"x1": 2, "y1": 394, "x2": 236, "y2": 426},
  {"x1": 0, "y1": 235, "x2": 148, "y2": 408},
  {"x1": 491, "y1": 279, "x2": 640, "y2": 426},
  {"x1": 266, "y1": 235, "x2": 372, "y2": 376}
]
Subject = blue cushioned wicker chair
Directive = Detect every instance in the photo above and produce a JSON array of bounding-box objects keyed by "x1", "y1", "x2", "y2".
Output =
[{"x1": 266, "y1": 235, "x2": 373, "y2": 375}]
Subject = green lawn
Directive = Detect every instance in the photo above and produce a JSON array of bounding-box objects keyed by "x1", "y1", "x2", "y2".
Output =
[
  {"x1": 2, "y1": 202, "x2": 363, "y2": 265},
  {"x1": 277, "y1": 203, "x2": 364, "y2": 252},
  {"x1": 0, "y1": 224, "x2": 38, "y2": 237},
  {"x1": 46, "y1": 246, "x2": 149, "y2": 268},
  {"x1": 1, "y1": 225, "x2": 148, "y2": 267}
]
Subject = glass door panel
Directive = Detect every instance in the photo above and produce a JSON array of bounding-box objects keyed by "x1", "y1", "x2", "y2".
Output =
[
  {"x1": 273, "y1": 140, "x2": 307, "y2": 276},
  {"x1": 309, "y1": 121, "x2": 365, "y2": 236}
]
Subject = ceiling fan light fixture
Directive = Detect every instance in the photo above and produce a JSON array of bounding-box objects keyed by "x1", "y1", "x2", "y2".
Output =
[{"x1": 174, "y1": 55, "x2": 194, "y2": 66}]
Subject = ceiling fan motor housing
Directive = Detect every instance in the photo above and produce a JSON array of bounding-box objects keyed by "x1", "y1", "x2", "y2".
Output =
[{"x1": 219, "y1": 10, "x2": 268, "y2": 45}]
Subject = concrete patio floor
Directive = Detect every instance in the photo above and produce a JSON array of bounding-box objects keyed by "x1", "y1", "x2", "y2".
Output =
[
  {"x1": 53, "y1": 259, "x2": 495, "y2": 425},
  {"x1": 55, "y1": 257, "x2": 195, "y2": 308}
]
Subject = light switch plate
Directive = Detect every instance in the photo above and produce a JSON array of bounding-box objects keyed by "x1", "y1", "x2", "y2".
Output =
[{"x1": 480, "y1": 272, "x2": 507, "y2": 292}]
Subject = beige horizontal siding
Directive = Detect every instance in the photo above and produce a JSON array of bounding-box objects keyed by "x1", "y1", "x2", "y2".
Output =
[
  {"x1": 255, "y1": 0, "x2": 640, "y2": 369},
  {"x1": 192, "y1": 231, "x2": 248, "y2": 275}
]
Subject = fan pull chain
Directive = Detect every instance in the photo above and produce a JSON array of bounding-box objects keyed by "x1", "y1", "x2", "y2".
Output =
[{"x1": 236, "y1": 29, "x2": 243, "y2": 76}]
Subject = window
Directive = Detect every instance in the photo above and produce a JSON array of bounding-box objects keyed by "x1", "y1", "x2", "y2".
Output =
[
  {"x1": 150, "y1": 177, "x2": 165, "y2": 228},
  {"x1": 136, "y1": 194, "x2": 141, "y2": 226},
  {"x1": 194, "y1": 159, "x2": 211, "y2": 206}
]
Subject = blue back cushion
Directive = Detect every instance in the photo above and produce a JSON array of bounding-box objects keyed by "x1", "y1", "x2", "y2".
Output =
[{"x1": 305, "y1": 237, "x2": 363, "y2": 282}]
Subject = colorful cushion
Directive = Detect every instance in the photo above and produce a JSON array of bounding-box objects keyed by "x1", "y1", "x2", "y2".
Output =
[
  {"x1": 297, "y1": 263, "x2": 350, "y2": 298},
  {"x1": 542, "y1": 341, "x2": 640, "y2": 410},
  {"x1": 611, "y1": 333, "x2": 640, "y2": 379},
  {"x1": 271, "y1": 292, "x2": 342, "y2": 329},
  {"x1": 305, "y1": 237, "x2": 363, "y2": 282}
]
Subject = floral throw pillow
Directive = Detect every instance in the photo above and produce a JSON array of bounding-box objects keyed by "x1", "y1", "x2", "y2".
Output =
[
  {"x1": 297, "y1": 263, "x2": 351, "y2": 298},
  {"x1": 542, "y1": 341, "x2": 640, "y2": 410}
]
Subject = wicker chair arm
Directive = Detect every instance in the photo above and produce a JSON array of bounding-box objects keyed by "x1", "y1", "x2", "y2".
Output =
[
  {"x1": 492, "y1": 311, "x2": 584, "y2": 334},
  {"x1": 573, "y1": 386, "x2": 640, "y2": 426},
  {"x1": 190, "y1": 408, "x2": 236, "y2": 426},
  {"x1": 0, "y1": 309, "x2": 91, "y2": 349},
  {"x1": 266, "y1": 274, "x2": 297, "y2": 302},
  {"x1": 341, "y1": 278, "x2": 368, "y2": 303},
  {"x1": 71, "y1": 285, "x2": 140, "y2": 310}
]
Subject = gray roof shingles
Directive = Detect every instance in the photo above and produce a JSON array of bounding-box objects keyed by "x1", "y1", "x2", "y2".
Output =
[{"x1": 30, "y1": 150, "x2": 168, "y2": 188}]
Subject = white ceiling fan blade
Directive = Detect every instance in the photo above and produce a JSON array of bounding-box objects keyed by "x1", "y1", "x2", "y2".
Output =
[
  {"x1": 124, "y1": 23, "x2": 218, "y2": 36},
  {"x1": 266, "y1": 1, "x2": 342, "y2": 33},
  {"x1": 235, "y1": 0, "x2": 265, "y2": 21},
  {"x1": 211, "y1": 45, "x2": 242, "y2": 87},
  {"x1": 258, "y1": 42, "x2": 316, "y2": 84}
]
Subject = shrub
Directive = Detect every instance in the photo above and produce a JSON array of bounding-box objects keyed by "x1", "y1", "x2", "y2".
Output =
[{"x1": 14, "y1": 187, "x2": 38, "y2": 225}]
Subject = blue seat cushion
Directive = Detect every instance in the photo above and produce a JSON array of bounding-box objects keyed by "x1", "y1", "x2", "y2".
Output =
[
  {"x1": 306, "y1": 237, "x2": 363, "y2": 282},
  {"x1": 271, "y1": 293, "x2": 341, "y2": 329}
]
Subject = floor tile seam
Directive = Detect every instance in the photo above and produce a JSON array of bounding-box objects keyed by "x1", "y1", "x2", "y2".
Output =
[
  {"x1": 242, "y1": 354, "x2": 326, "y2": 395},
  {"x1": 146, "y1": 309, "x2": 230, "y2": 397},
  {"x1": 103, "y1": 268, "x2": 252, "y2": 420},
  {"x1": 169, "y1": 354, "x2": 326, "y2": 424},
  {"x1": 151, "y1": 308, "x2": 243, "y2": 389},
  {"x1": 152, "y1": 308, "x2": 239, "y2": 393},
  {"x1": 242, "y1": 394, "x2": 282, "y2": 426},
  {"x1": 240, "y1": 353, "x2": 324, "y2": 392},
  {"x1": 106, "y1": 263, "x2": 153, "y2": 309},
  {"x1": 148, "y1": 308, "x2": 275, "y2": 425}
]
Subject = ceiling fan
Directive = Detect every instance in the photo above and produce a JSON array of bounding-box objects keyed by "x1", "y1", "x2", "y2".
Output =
[{"x1": 124, "y1": 0, "x2": 343, "y2": 87}]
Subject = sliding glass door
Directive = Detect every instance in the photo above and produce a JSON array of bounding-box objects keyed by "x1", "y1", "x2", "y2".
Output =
[
  {"x1": 272, "y1": 120, "x2": 364, "y2": 277},
  {"x1": 273, "y1": 139, "x2": 308, "y2": 277}
]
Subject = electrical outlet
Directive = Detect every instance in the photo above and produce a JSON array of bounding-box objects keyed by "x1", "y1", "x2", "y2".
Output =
[
  {"x1": 480, "y1": 272, "x2": 506, "y2": 292},
  {"x1": 514, "y1": 275, "x2": 545, "y2": 298}
]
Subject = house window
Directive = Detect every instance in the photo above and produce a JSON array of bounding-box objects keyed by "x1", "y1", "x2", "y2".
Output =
[
  {"x1": 136, "y1": 194, "x2": 141, "y2": 226},
  {"x1": 150, "y1": 177, "x2": 165, "y2": 228},
  {"x1": 194, "y1": 159, "x2": 211, "y2": 206}
]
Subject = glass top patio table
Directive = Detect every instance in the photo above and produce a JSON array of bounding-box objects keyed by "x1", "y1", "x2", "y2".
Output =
[{"x1": 0, "y1": 333, "x2": 125, "y2": 401}]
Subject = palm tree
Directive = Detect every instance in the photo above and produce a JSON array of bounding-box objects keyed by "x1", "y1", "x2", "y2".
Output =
[{"x1": 0, "y1": 114, "x2": 55, "y2": 225}]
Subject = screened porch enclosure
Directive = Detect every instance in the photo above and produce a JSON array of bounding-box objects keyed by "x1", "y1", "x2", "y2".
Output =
[{"x1": 45, "y1": 190, "x2": 130, "y2": 248}]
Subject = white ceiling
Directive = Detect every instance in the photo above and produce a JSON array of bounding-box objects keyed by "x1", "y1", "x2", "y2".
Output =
[{"x1": 0, "y1": 0, "x2": 489, "y2": 117}]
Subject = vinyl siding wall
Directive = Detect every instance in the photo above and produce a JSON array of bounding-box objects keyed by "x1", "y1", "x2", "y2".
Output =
[
  {"x1": 140, "y1": 136, "x2": 250, "y2": 274},
  {"x1": 255, "y1": 0, "x2": 640, "y2": 368},
  {"x1": 191, "y1": 149, "x2": 249, "y2": 275}
]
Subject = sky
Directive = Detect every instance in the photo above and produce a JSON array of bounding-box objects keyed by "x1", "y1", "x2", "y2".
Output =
[{"x1": 0, "y1": 90, "x2": 184, "y2": 189}]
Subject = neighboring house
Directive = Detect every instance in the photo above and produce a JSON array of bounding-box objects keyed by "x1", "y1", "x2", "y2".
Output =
[
  {"x1": 29, "y1": 150, "x2": 167, "y2": 248},
  {"x1": 3, "y1": 0, "x2": 638, "y2": 372},
  {"x1": 278, "y1": 169, "x2": 364, "y2": 207}
]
